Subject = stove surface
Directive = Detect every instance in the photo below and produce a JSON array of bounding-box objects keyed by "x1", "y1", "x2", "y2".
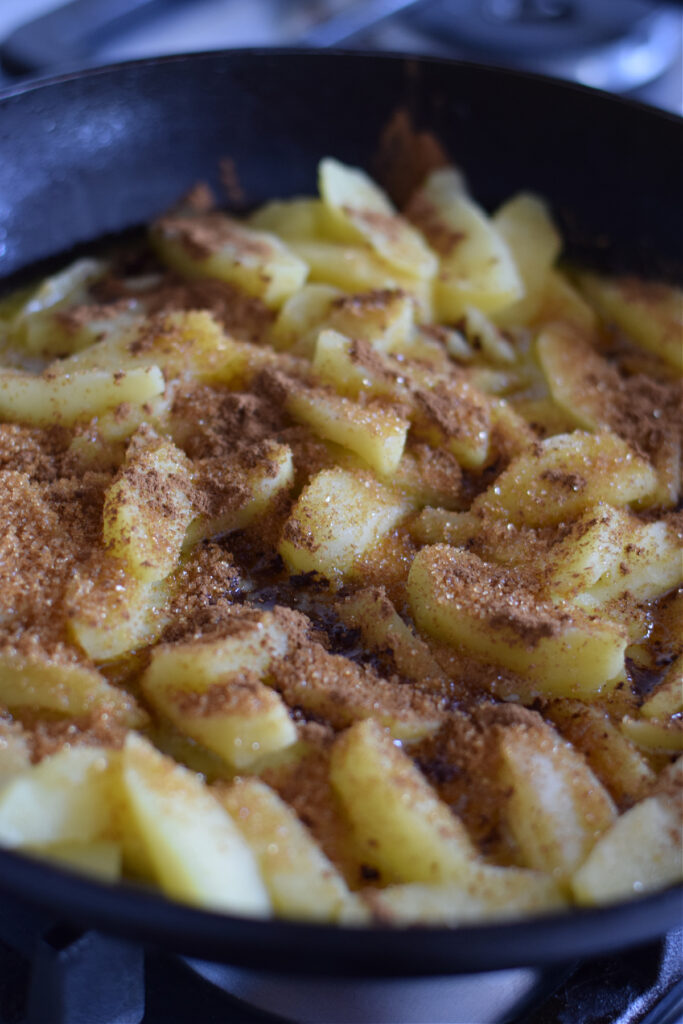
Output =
[
  {"x1": 0, "y1": 0, "x2": 681, "y2": 113},
  {"x1": 1, "y1": 929, "x2": 682, "y2": 1024}
]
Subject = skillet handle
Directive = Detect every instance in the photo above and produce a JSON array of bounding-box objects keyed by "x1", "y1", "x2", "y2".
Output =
[{"x1": 0, "y1": 0, "x2": 188, "y2": 76}]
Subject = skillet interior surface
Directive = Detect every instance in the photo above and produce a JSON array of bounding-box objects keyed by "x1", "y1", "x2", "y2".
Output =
[
  {"x1": 1, "y1": 49, "x2": 682, "y2": 283},
  {"x1": 0, "y1": 50, "x2": 681, "y2": 974}
]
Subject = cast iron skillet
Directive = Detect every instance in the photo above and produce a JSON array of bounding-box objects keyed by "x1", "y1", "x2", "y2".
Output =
[{"x1": 0, "y1": 50, "x2": 681, "y2": 976}]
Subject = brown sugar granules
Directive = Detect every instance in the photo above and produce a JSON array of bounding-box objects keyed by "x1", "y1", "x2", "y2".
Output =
[
  {"x1": 333, "y1": 288, "x2": 405, "y2": 319},
  {"x1": 413, "y1": 379, "x2": 489, "y2": 443},
  {"x1": 106, "y1": 436, "x2": 191, "y2": 534},
  {"x1": 171, "y1": 670, "x2": 268, "y2": 718},
  {"x1": 261, "y1": 728, "x2": 361, "y2": 885},
  {"x1": 0, "y1": 423, "x2": 75, "y2": 482},
  {"x1": 0, "y1": 467, "x2": 110, "y2": 651},
  {"x1": 399, "y1": 439, "x2": 464, "y2": 509},
  {"x1": 55, "y1": 298, "x2": 137, "y2": 337},
  {"x1": 190, "y1": 456, "x2": 254, "y2": 521},
  {"x1": 458, "y1": 515, "x2": 558, "y2": 571},
  {"x1": 412, "y1": 705, "x2": 541, "y2": 863},
  {"x1": 174, "y1": 182, "x2": 217, "y2": 215},
  {"x1": 373, "y1": 110, "x2": 450, "y2": 208},
  {"x1": 355, "y1": 527, "x2": 418, "y2": 611},
  {"x1": 153, "y1": 211, "x2": 271, "y2": 262},
  {"x1": 252, "y1": 366, "x2": 300, "y2": 409},
  {"x1": 348, "y1": 336, "x2": 397, "y2": 384},
  {"x1": 426, "y1": 546, "x2": 569, "y2": 647},
  {"x1": 162, "y1": 542, "x2": 241, "y2": 643},
  {"x1": 171, "y1": 385, "x2": 288, "y2": 460},
  {"x1": 651, "y1": 758, "x2": 683, "y2": 804},
  {"x1": 544, "y1": 326, "x2": 681, "y2": 470},
  {"x1": 126, "y1": 312, "x2": 183, "y2": 357},
  {"x1": 405, "y1": 193, "x2": 465, "y2": 257},
  {"x1": 583, "y1": 355, "x2": 680, "y2": 464},
  {"x1": 143, "y1": 275, "x2": 274, "y2": 344},
  {"x1": 268, "y1": 631, "x2": 443, "y2": 733},
  {"x1": 274, "y1": 425, "x2": 333, "y2": 488},
  {"x1": 26, "y1": 711, "x2": 129, "y2": 764},
  {"x1": 163, "y1": 597, "x2": 267, "y2": 648}
]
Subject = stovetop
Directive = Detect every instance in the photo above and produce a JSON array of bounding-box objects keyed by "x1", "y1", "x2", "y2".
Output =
[
  {"x1": 1, "y1": 926, "x2": 682, "y2": 1024},
  {"x1": 0, "y1": 0, "x2": 681, "y2": 113}
]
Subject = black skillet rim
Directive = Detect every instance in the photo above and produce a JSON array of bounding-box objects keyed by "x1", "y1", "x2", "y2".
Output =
[
  {"x1": 1, "y1": 44, "x2": 682, "y2": 119},
  {"x1": 0, "y1": 49, "x2": 681, "y2": 976},
  {"x1": 0, "y1": 845, "x2": 681, "y2": 977},
  {"x1": 1, "y1": 48, "x2": 682, "y2": 282}
]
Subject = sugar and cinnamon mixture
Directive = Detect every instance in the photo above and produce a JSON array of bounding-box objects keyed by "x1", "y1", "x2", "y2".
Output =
[{"x1": 0, "y1": 159, "x2": 681, "y2": 919}]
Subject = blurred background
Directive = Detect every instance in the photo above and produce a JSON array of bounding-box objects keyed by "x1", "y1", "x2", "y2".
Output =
[{"x1": 0, "y1": 0, "x2": 681, "y2": 111}]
